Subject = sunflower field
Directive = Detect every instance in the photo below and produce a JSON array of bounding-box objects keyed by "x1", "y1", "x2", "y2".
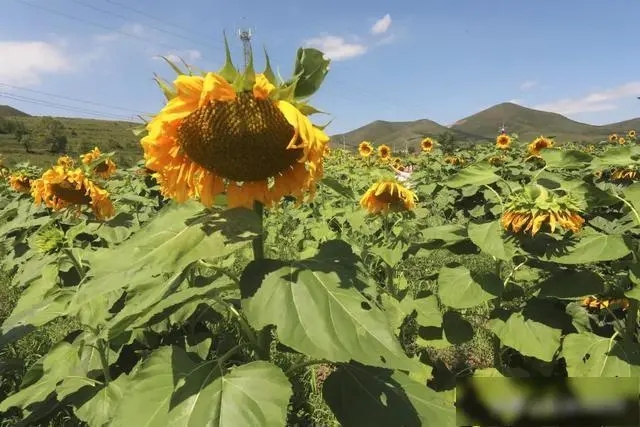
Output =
[{"x1": 0, "y1": 41, "x2": 640, "y2": 427}]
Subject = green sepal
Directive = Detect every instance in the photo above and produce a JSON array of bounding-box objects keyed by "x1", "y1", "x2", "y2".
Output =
[
  {"x1": 262, "y1": 46, "x2": 278, "y2": 85},
  {"x1": 287, "y1": 47, "x2": 330, "y2": 99},
  {"x1": 153, "y1": 74, "x2": 176, "y2": 101},
  {"x1": 132, "y1": 125, "x2": 147, "y2": 137},
  {"x1": 270, "y1": 79, "x2": 298, "y2": 102},
  {"x1": 219, "y1": 31, "x2": 239, "y2": 83},
  {"x1": 315, "y1": 118, "x2": 333, "y2": 131},
  {"x1": 160, "y1": 56, "x2": 186, "y2": 76},
  {"x1": 177, "y1": 57, "x2": 194, "y2": 76},
  {"x1": 295, "y1": 102, "x2": 327, "y2": 116}
]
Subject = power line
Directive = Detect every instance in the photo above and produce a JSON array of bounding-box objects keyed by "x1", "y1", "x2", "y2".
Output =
[
  {"x1": 69, "y1": 0, "x2": 223, "y2": 50},
  {"x1": 0, "y1": 83, "x2": 150, "y2": 116}
]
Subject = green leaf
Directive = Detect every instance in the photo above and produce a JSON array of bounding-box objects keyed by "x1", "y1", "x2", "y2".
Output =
[
  {"x1": 622, "y1": 182, "x2": 640, "y2": 215},
  {"x1": 543, "y1": 232, "x2": 631, "y2": 265},
  {"x1": 241, "y1": 241, "x2": 417, "y2": 370},
  {"x1": 289, "y1": 47, "x2": 330, "y2": 99},
  {"x1": 444, "y1": 164, "x2": 500, "y2": 188},
  {"x1": 539, "y1": 148, "x2": 593, "y2": 169},
  {"x1": 321, "y1": 177, "x2": 355, "y2": 200},
  {"x1": 487, "y1": 312, "x2": 562, "y2": 362},
  {"x1": 593, "y1": 145, "x2": 635, "y2": 168},
  {"x1": 421, "y1": 224, "x2": 468, "y2": 245},
  {"x1": 322, "y1": 364, "x2": 455, "y2": 427},
  {"x1": 561, "y1": 332, "x2": 640, "y2": 376},
  {"x1": 71, "y1": 374, "x2": 129, "y2": 427},
  {"x1": 467, "y1": 220, "x2": 515, "y2": 261},
  {"x1": 218, "y1": 32, "x2": 238, "y2": 83},
  {"x1": 168, "y1": 361, "x2": 292, "y2": 426},
  {"x1": 437, "y1": 264, "x2": 503, "y2": 309},
  {"x1": 537, "y1": 270, "x2": 605, "y2": 299}
]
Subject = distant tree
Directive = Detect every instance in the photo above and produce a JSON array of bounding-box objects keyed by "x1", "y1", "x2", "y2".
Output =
[
  {"x1": 437, "y1": 130, "x2": 456, "y2": 153},
  {"x1": 21, "y1": 134, "x2": 34, "y2": 153},
  {"x1": 13, "y1": 121, "x2": 28, "y2": 141},
  {"x1": 36, "y1": 117, "x2": 68, "y2": 153}
]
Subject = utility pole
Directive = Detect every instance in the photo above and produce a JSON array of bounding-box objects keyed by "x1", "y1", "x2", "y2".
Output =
[{"x1": 237, "y1": 20, "x2": 253, "y2": 71}]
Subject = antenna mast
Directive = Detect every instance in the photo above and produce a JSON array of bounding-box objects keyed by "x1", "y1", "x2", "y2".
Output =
[{"x1": 237, "y1": 19, "x2": 254, "y2": 71}]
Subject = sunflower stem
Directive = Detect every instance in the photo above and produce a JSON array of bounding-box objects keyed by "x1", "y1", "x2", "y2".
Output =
[{"x1": 252, "y1": 201, "x2": 265, "y2": 260}]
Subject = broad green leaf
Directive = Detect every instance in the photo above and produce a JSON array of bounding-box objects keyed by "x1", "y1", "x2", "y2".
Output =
[
  {"x1": 241, "y1": 241, "x2": 417, "y2": 370},
  {"x1": 369, "y1": 243, "x2": 406, "y2": 268},
  {"x1": 322, "y1": 364, "x2": 455, "y2": 427},
  {"x1": 536, "y1": 270, "x2": 605, "y2": 299},
  {"x1": 623, "y1": 182, "x2": 640, "y2": 216},
  {"x1": 411, "y1": 295, "x2": 443, "y2": 328},
  {"x1": 539, "y1": 148, "x2": 592, "y2": 169},
  {"x1": 592, "y1": 145, "x2": 634, "y2": 167},
  {"x1": 322, "y1": 177, "x2": 355, "y2": 200},
  {"x1": 543, "y1": 232, "x2": 631, "y2": 264},
  {"x1": 438, "y1": 264, "x2": 502, "y2": 309},
  {"x1": 168, "y1": 361, "x2": 292, "y2": 427},
  {"x1": 487, "y1": 312, "x2": 562, "y2": 362},
  {"x1": 444, "y1": 163, "x2": 500, "y2": 188},
  {"x1": 467, "y1": 220, "x2": 515, "y2": 261},
  {"x1": 72, "y1": 374, "x2": 129, "y2": 427},
  {"x1": 421, "y1": 224, "x2": 468, "y2": 244},
  {"x1": 561, "y1": 332, "x2": 640, "y2": 376},
  {"x1": 290, "y1": 47, "x2": 330, "y2": 99}
]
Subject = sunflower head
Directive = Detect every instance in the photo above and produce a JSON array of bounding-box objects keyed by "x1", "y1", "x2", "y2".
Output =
[
  {"x1": 139, "y1": 36, "x2": 332, "y2": 209},
  {"x1": 501, "y1": 184, "x2": 584, "y2": 236},
  {"x1": 392, "y1": 157, "x2": 402, "y2": 168},
  {"x1": 609, "y1": 133, "x2": 618, "y2": 143},
  {"x1": 421, "y1": 137, "x2": 434, "y2": 152},
  {"x1": 32, "y1": 225, "x2": 65, "y2": 254},
  {"x1": 377, "y1": 144, "x2": 392, "y2": 161},
  {"x1": 581, "y1": 296, "x2": 630, "y2": 311},
  {"x1": 57, "y1": 155, "x2": 75, "y2": 168},
  {"x1": 628, "y1": 129, "x2": 636, "y2": 139},
  {"x1": 30, "y1": 164, "x2": 115, "y2": 220},
  {"x1": 488, "y1": 155, "x2": 506, "y2": 166},
  {"x1": 358, "y1": 141, "x2": 373, "y2": 157},
  {"x1": 527, "y1": 136, "x2": 553, "y2": 156},
  {"x1": 360, "y1": 179, "x2": 417, "y2": 214},
  {"x1": 8, "y1": 172, "x2": 32, "y2": 194},
  {"x1": 618, "y1": 137, "x2": 626, "y2": 145},
  {"x1": 611, "y1": 167, "x2": 640, "y2": 182},
  {"x1": 81, "y1": 147, "x2": 117, "y2": 179},
  {"x1": 444, "y1": 155, "x2": 464, "y2": 165},
  {"x1": 496, "y1": 134, "x2": 511, "y2": 149}
]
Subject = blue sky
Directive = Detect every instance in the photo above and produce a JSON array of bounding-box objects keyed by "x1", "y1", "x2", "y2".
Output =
[{"x1": 1, "y1": 0, "x2": 639, "y2": 134}]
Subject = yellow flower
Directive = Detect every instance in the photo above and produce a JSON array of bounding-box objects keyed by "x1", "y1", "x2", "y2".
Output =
[
  {"x1": 421, "y1": 137, "x2": 434, "y2": 152},
  {"x1": 9, "y1": 173, "x2": 32, "y2": 194},
  {"x1": 141, "y1": 68, "x2": 330, "y2": 209},
  {"x1": 488, "y1": 155, "x2": 506, "y2": 166},
  {"x1": 377, "y1": 144, "x2": 391, "y2": 161},
  {"x1": 629, "y1": 129, "x2": 636, "y2": 139},
  {"x1": 618, "y1": 137, "x2": 626, "y2": 145},
  {"x1": 527, "y1": 136, "x2": 553, "y2": 156},
  {"x1": 609, "y1": 133, "x2": 618, "y2": 143},
  {"x1": 392, "y1": 157, "x2": 402, "y2": 168},
  {"x1": 358, "y1": 141, "x2": 373, "y2": 157},
  {"x1": 82, "y1": 147, "x2": 117, "y2": 179},
  {"x1": 444, "y1": 155, "x2": 464, "y2": 165},
  {"x1": 496, "y1": 134, "x2": 511, "y2": 149},
  {"x1": 57, "y1": 155, "x2": 75, "y2": 168},
  {"x1": 360, "y1": 180, "x2": 416, "y2": 214},
  {"x1": 581, "y1": 296, "x2": 629, "y2": 311},
  {"x1": 30, "y1": 165, "x2": 115, "y2": 220},
  {"x1": 611, "y1": 167, "x2": 640, "y2": 182},
  {"x1": 501, "y1": 185, "x2": 584, "y2": 236}
]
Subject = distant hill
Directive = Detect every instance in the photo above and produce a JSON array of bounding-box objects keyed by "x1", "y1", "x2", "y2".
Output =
[
  {"x1": 0, "y1": 105, "x2": 30, "y2": 117},
  {"x1": 332, "y1": 102, "x2": 640, "y2": 150}
]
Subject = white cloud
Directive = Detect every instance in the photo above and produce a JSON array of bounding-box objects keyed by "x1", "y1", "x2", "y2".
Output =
[
  {"x1": 519, "y1": 80, "x2": 537, "y2": 90},
  {"x1": 371, "y1": 14, "x2": 392, "y2": 35},
  {"x1": 154, "y1": 49, "x2": 202, "y2": 63},
  {"x1": 508, "y1": 98, "x2": 522, "y2": 104},
  {"x1": 533, "y1": 82, "x2": 640, "y2": 115},
  {"x1": 94, "y1": 23, "x2": 146, "y2": 44},
  {"x1": 0, "y1": 41, "x2": 73, "y2": 86},
  {"x1": 304, "y1": 36, "x2": 367, "y2": 61}
]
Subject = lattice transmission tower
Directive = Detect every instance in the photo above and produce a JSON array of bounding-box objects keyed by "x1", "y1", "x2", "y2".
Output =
[{"x1": 237, "y1": 21, "x2": 254, "y2": 71}]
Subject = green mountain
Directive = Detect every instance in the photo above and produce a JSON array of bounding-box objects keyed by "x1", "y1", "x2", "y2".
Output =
[{"x1": 0, "y1": 105, "x2": 30, "y2": 117}]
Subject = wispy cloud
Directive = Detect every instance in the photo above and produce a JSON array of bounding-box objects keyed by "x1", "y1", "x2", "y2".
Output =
[
  {"x1": 371, "y1": 14, "x2": 392, "y2": 35},
  {"x1": 533, "y1": 82, "x2": 640, "y2": 114},
  {"x1": 0, "y1": 41, "x2": 74, "y2": 86},
  {"x1": 304, "y1": 35, "x2": 367, "y2": 61},
  {"x1": 154, "y1": 49, "x2": 202, "y2": 63},
  {"x1": 519, "y1": 80, "x2": 537, "y2": 90},
  {"x1": 93, "y1": 23, "x2": 146, "y2": 44}
]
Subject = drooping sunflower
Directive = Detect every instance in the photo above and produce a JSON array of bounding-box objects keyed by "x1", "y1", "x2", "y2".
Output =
[
  {"x1": 31, "y1": 165, "x2": 115, "y2": 220},
  {"x1": 496, "y1": 134, "x2": 511, "y2": 150},
  {"x1": 358, "y1": 141, "x2": 373, "y2": 157},
  {"x1": 377, "y1": 144, "x2": 392, "y2": 161},
  {"x1": 527, "y1": 136, "x2": 553, "y2": 156},
  {"x1": 611, "y1": 167, "x2": 640, "y2": 182},
  {"x1": 82, "y1": 147, "x2": 117, "y2": 179},
  {"x1": 618, "y1": 137, "x2": 626, "y2": 145},
  {"x1": 360, "y1": 180, "x2": 417, "y2": 214},
  {"x1": 608, "y1": 133, "x2": 618, "y2": 143},
  {"x1": 581, "y1": 296, "x2": 629, "y2": 311},
  {"x1": 501, "y1": 185, "x2": 584, "y2": 236},
  {"x1": 140, "y1": 41, "x2": 331, "y2": 209},
  {"x1": 9, "y1": 173, "x2": 32, "y2": 194},
  {"x1": 488, "y1": 155, "x2": 506, "y2": 166},
  {"x1": 629, "y1": 129, "x2": 637, "y2": 139},
  {"x1": 421, "y1": 137, "x2": 434, "y2": 153},
  {"x1": 444, "y1": 155, "x2": 464, "y2": 165},
  {"x1": 57, "y1": 155, "x2": 75, "y2": 168}
]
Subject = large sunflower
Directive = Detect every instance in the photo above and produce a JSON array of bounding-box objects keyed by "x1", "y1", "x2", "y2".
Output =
[
  {"x1": 82, "y1": 147, "x2": 117, "y2": 179},
  {"x1": 608, "y1": 133, "x2": 618, "y2": 143},
  {"x1": 421, "y1": 137, "x2": 434, "y2": 153},
  {"x1": 358, "y1": 141, "x2": 373, "y2": 157},
  {"x1": 31, "y1": 165, "x2": 115, "y2": 220},
  {"x1": 581, "y1": 296, "x2": 629, "y2": 311},
  {"x1": 377, "y1": 144, "x2": 392, "y2": 161},
  {"x1": 360, "y1": 180, "x2": 417, "y2": 214},
  {"x1": 140, "y1": 42, "x2": 331, "y2": 209},
  {"x1": 496, "y1": 134, "x2": 511, "y2": 150},
  {"x1": 618, "y1": 137, "x2": 626, "y2": 145},
  {"x1": 611, "y1": 167, "x2": 640, "y2": 182},
  {"x1": 629, "y1": 129, "x2": 637, "y2": 139},
  {"x1": 501, "y1": 185, "x2": 584, "y2": 236},
  {"x1": 9, "y1": 173, "x2": 32, "y2": 194},
  {"x1": 527, "y1": 136, "x2": 553, "y2": 156}
]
